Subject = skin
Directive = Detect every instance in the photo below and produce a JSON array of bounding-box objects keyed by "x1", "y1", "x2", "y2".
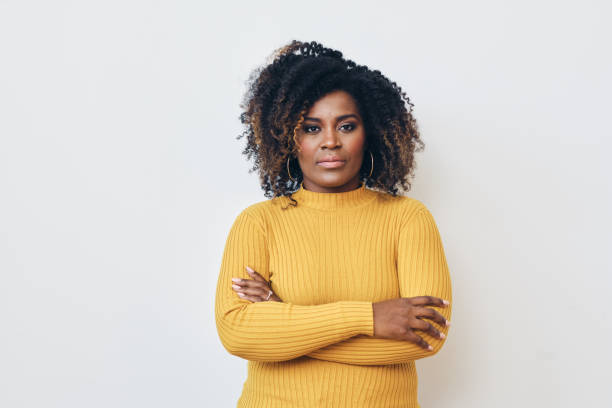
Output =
[
  {"x1": 294, "y1": 89, "x2": 366, "y2": 193},
  {"x1": 231, "y1": 90, "x2": 451, "y2": 350}
]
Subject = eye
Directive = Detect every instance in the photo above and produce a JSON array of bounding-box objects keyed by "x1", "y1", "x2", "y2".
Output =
[
  {"x1": 303, "y1": 125, "x2": 319, "y2": 133},
  {"x1": 339, "y1": 123, "x2": 356, "y2": 132}
]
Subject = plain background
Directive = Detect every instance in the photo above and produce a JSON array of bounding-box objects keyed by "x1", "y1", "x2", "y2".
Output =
[{"x1": 1, "y1": 0, "x2": 611, "y2": 407}]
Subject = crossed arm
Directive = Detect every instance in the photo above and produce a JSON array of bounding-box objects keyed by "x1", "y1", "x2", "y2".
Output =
[
  {"x1": 214, "y1": 206, "x2": 452, "y2": 365},
  {"x1": 306, "y1": 207, "x2": 452, "y2": 365}
]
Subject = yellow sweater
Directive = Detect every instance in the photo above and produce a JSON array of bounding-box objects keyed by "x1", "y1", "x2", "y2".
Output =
[{"x1": 214, "y1": 182, "x2": 452, "y2": 407}]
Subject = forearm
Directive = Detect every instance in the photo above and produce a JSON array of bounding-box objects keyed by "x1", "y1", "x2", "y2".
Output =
[
  {"x1": 216, "y1": 298, "x2": 373, "y2": 362},
  {"x1": 306, "y1": 302, "x2": 451, "y2": 365},
  {"x1": 307, "y1": 336, "x2": 421, "y2": 365},
  {"x1": 307, "y1": 204, "x2": 453, "y2": 366},
  {"x1": 215, "y1": 210, "x2": 374, "y2": 362}
]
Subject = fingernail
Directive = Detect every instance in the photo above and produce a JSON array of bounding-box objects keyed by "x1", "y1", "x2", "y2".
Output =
[
  {"x1": 237, "y1": 292, "x2": 245, "y2": 297},
  {"x1": 442, "y1": 299, "x2": 450, "y2": 305},
  {"x1": 427, "y1": 345, "x2": 433, "y2": 351},
  {"x1": 231, "y1": 278, "x2": 241, "y2": 283},
  {"x1": 439, "y1": 333, "x2": 446, "y2": 339},
  {"x1": 232, "y1": 284, "x2": 241, "y2": 290},
  {"x1": 246, "y1": 266, "x2": 254, "y2": 273}
]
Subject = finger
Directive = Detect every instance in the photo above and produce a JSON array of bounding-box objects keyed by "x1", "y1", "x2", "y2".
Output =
[
  {"x1": 412, "y1": 318, "x2": 444, "y2": 340},
  {"x1": 413, "y1": 306, "x2": 449, "y2": 327},
  {"x1": 238, "y1": 279, "x2": 270, "y2": 294},
  {"x1": 245, "y1": 266, "x2": 267, "y2": 282},
  {"x1": 231, "y1": 280, "x2": 263, "y2": 294},
  {"x1": 231, "y1": 280, "x2": 259, "y2": 293},
  {"x1": 236, "y1": 292, "x2": 263, "y2": 303},
  {"x1": 238, "y1": 285, "x2": 273, "y2": 298},
  {"x1": 407, "y1": 296, "x2": 449, "y2": 308},
  {"x1": 231, "y1": 277, "x2": 253, "y2": 287},
  {"x1": 232, "y1": 275, "x2": 275, "y2": 301},
  {"x1": 406, "y1": 330, "x2": 433, "y2": 351},
  {"x1": 231, "y1": 277, "x2": 265, "y2": 288}
]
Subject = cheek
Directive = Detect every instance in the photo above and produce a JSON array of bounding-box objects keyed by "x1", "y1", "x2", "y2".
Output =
[
  {"x1": 347, "y1": 135, "x2": 366, "y2": 154},
  {"x1": 297, "y1": 146, "x2": 316, "y2": 164},
  {"x1": 297, "y1": 138, "x2": 317, "y2": 157}
]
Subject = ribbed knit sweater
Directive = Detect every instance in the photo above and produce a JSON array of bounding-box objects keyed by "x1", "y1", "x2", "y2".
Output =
[{"x1": 214, "y1": 181, "x2": 452, "y2": 407}]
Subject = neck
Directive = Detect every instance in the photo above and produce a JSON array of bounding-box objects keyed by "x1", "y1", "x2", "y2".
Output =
[
  {"x1": 290, "y1": 180, "x2": 376, "y2": 211},
  {"x1": 301, "y1": 178, "x2": 362, "y2": 193}
]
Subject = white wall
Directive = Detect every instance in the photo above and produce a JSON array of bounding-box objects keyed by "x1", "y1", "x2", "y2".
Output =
[{"x1": 1, "y1": 1, "x2": 610, "y2": 406}]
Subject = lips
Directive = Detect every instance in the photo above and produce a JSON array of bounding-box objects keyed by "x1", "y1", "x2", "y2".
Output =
[
  {"x1": 317, "y1": 156, "x2": 345, "y2": 163},
  {"x1": 317, "y1": 156, "x2": 346, "y2": 168}
]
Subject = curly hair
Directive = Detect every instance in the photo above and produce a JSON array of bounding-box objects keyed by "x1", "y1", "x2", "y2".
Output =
[{"x1": 237, "y1": 40, "x2": 424, "y2": 204}]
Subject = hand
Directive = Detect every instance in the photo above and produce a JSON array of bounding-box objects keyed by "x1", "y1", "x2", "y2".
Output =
[
  {"x1": 372, "y1": 296, "x2": 451, "y2": 351},
  {"x1": 231, "y1": 266, "x2": 283, "y2": 302}
]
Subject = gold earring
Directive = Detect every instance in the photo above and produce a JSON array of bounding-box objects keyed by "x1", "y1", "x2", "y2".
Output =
[
  {"x1": 287, "y1": 156, "x2": 296, "y2": 182},
  {"x1": 367, "y1": 150, "x2": 374, "y2": 178}
]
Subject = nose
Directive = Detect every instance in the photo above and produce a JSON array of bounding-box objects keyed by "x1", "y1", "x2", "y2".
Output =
[{"x1": 321, "y1": 128, "x2": 341, "y2": 149}]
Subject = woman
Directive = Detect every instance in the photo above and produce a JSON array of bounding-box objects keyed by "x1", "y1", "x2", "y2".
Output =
[{"x1": 214, "y1": 40, "x2": 452, "y2": 407}]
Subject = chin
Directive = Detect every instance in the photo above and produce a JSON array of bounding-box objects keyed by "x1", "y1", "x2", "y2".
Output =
[
  {"x1": 314, "y1": 176, "x2": 349, "y2": 186},
  {"x1": 314, "y1": 173, "x2": 358, "y2": 187}
]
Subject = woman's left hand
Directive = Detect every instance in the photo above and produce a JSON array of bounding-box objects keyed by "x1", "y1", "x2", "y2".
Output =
[{"x1": 231, "y1": 266, "x2": 282, "y2": 302}]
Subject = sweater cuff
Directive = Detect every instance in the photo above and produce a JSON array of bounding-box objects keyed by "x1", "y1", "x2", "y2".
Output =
[{"x1": 339, "y1": 301, "x2": 374, "y2": 337}]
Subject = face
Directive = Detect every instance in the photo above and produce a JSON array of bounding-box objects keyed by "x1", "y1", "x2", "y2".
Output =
[{"x1": 294, "y1": 90, "x2": 366, "y2": 193}]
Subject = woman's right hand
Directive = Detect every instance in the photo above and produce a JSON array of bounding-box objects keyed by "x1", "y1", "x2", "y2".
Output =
[{"x1": 372, "y1": 296, "x2": 451, "y2": 351}]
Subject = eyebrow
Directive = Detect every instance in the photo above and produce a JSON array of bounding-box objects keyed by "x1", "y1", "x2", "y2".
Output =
[{"x1": 303, "y1": 114, "x2": 361, "y2": 122}]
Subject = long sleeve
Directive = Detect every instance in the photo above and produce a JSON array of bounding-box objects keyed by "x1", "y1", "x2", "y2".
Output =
[
  {"x1": 306, "y1": 205, "x2": 452, "y2": 365},
  {"x1": 214, "y1": 210, "x2": 374, "y2": 362}
]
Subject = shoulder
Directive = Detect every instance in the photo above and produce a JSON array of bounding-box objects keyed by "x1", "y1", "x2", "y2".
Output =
[
  {"x1": 395, "y1": 196, "x2": 441, "y2": 233},
  {"x1": 240, "y1": 197, "x2": 280, "y2": 218},
  {"x1": 230, "y1": 198, "x2": 279, "y2": 234},
  {"x1": 369, "y1": 189, "x2": 428, "y2": 214},
  {"x1": 370, "y1": 191, "x2": 436, "y2": 227}
]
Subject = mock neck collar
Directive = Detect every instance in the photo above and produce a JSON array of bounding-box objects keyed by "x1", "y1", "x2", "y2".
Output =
[{"x1": 290, "y1": 181, "x2": 377, "y2": 211}]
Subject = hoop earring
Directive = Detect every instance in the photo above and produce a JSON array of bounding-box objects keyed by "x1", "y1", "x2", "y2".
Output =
[
  {"x1": 287, "y1": 156, "x2": 297, "y2": 182},
  {"x1": 367, "y1": 150, "x2": 374, "y2": 179}
]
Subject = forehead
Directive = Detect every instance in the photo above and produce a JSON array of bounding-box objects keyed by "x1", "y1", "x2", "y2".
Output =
[{"x1": 306, "y1": 90, "x2": 360, "y2": 117}]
